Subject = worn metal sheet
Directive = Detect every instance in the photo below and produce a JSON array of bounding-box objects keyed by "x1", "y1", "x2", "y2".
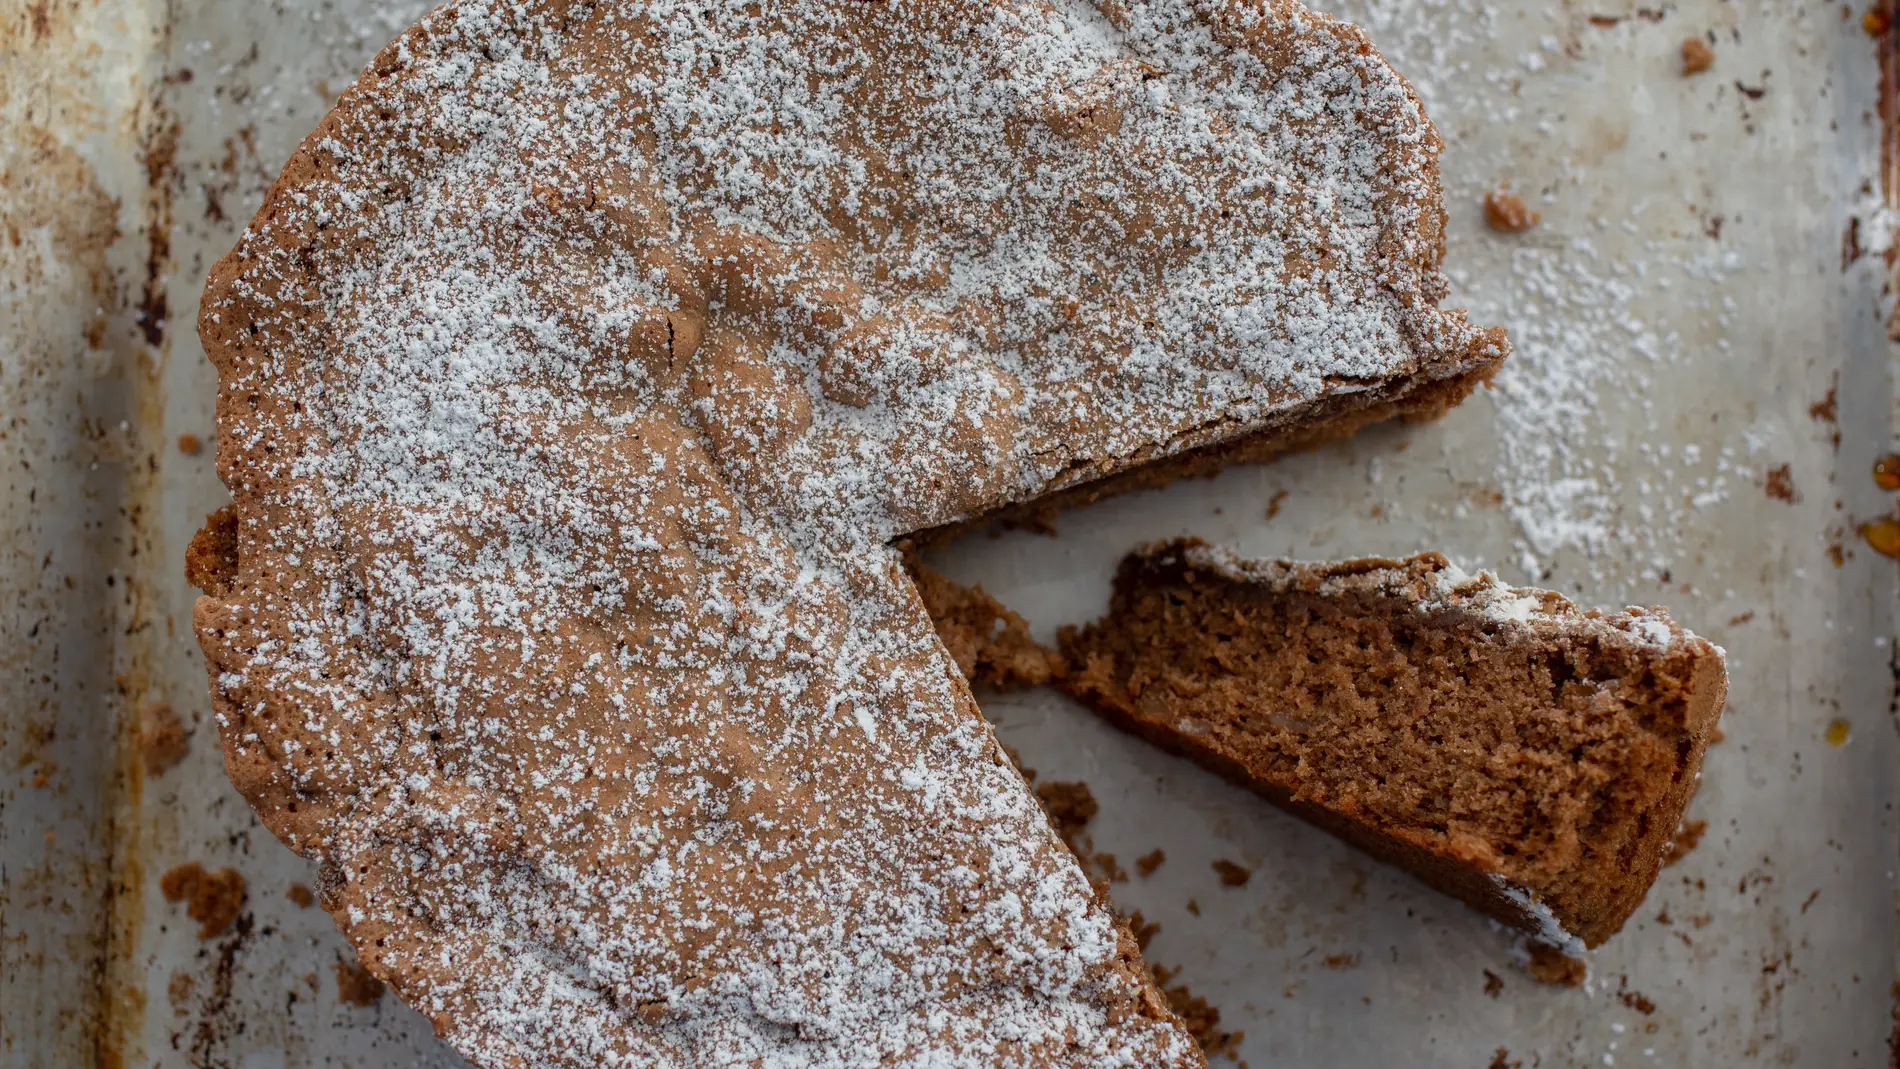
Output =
[{"x1": 2, "y1": 1, "x2": 1894, "y2": 1066}]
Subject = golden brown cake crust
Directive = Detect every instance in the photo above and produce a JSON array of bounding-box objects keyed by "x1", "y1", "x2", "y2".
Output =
[
  {"x1": 1059, "y1": 541, "x2": 1727, "y2": 949},
  {"x1": 188, "y1": 1, "x2": 1506, "y2": 1064}
]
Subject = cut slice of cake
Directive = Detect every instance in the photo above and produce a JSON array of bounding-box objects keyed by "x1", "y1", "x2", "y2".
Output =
[{"x1": 1058, "y1": 540, "x2": 1727, "y2": 950}]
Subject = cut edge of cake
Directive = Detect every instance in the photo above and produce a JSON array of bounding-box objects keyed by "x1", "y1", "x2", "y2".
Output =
[{"x1": 1052, "y1": 539, "x2": 1728, "y2": 951}]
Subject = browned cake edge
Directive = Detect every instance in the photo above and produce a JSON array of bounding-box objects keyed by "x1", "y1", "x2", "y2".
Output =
[
  {"x1": 1055, "y1": 543, "x2": 1727, "y2": 950},
  {"x1": 911, "y1": 357, "x2": 1498, "y2": 548}
]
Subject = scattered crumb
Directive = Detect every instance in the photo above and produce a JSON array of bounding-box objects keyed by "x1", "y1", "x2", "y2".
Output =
[
  {"x1": 137, "y1": 702, "x2": 189, "y2": 777},
  {"x1": 1763, "y1": 463, "x2": 1798, "y2": 503},
  {"x1": 1136, "y1": 848, "x2": 1167, "y2": 878},
  {"x1": 1489, "y1": 1048, "x2": 1522, "y2": 1069},
  {"x1": 1482, "y1": 190, "x2": 1540, "y2": 233},
  {"x1": 1265, "y1": 488, "x2": 1289, "y2": 520},
  {"x1": 1127, "y1": 910, "x2": 1161, "y2": 951},
  {"x1": 1186, "y1": 898, "x2": 1201, "y2": 916},
  {"x1": 1726, "y1": 610, "x2": 1754, "y2": 626},
  {"x1": 176, "y1": 432, "x2": 202, "y2": 455},
  {"x1": 1035, "y1": 781, "x2": 1098, "y2": 846},
  {"x1": 334, "y1": 958, "x2": 386, "y2": 1006},
  {"x1": 1524, "y1": 943, "x2": 1587, "y2": 987},
  {"x1": 909, "y1": 561, "x2": 1063, "y2": 688},
  {"x1": 159, "y1": 862, "x2": 246, "y2": 939},
  {"x1": 1663, "y1": 819, "x2": 1709, "y2": 866},
  {"x1": 1321, "y1": 953, "x2": 1358, "y2": 969},
  {"x1": 1680, "y1": 37, "x2": 1715, "y2": 75},
  {"x1": 1091, "y1": 850, "x2": 1128, "y2": 884},
  {"x1": 1152, "y1": 965, "x2": 1244, "y2": 1062},
  {"x1": 1482, "y1": 969, "x2": 1504, "y2": 998},
  {"x1": 1619, "y1": 988, "x2": 1658, "y2": 1015},
  {"x1": 287, "y1": 883, "x2": 316, "y2": 909},
  {"x1": 1211, "y1": 859, "x2": 1252, "y2": 887}
]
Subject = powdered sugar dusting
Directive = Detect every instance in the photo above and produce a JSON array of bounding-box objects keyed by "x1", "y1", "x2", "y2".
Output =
[{"x1": 192, "y1": 1, "x2": 1502, "y2": 1064}]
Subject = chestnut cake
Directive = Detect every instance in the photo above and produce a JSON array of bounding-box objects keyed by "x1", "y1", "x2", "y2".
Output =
[
  {"x1": 187, "y1": 0, "x2": 1507, "y2": 1065},
  {"x1": 1059, "y1": 541, "x2": 1728, "y2": 951}
]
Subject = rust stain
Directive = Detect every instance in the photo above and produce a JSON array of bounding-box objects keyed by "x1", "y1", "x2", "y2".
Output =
[{"x1": 1878, "y1": 0, "x2": 1899, "y2": 204}]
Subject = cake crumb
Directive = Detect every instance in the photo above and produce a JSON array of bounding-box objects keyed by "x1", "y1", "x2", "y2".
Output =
[
  {"x1": 287, "y1": 883, "x2": 316, "y2": 908},
  {"x1": 1619, "y1": 987, "x2": 1657, "y2": 1015},
  {"x1": 909, "y1": 561, "x2": 1063, "y2": 688},
  {"x1": 1265, "y1": 489, "x2": 1289, "y2": 520},
  {"x1": 176, "y1": 432, "x2": 202, "y2": 455},
  {"x1": 1321, "y1": 953, "x2": 1358, "y2": 969},
  {"x1": 1035, "y1": 781, "x2": 1098, "y2": 846},
  {"x1": 1483, "y1": 191, "x2": 1540, "y2": 233},
  {"x1": 1489, "y1": 1048, "x2": 1522, "y2": 1069},
  {"x1": 159, "y1": 862, "x2": 246, "y2": 939},
  {"x1": 1482, "y1": 970, "x2": 1504, "y2": 998},
  {"x1": 1127, "y1": 910, "x2": 1161, "y2": 950},
  {"x1": 1662, "y1": 819, "x2": 1708, "y2": 866},
  {"x1": 1136, "y1": 848, "x2": 1167, "y2": 878},
  {"x1": 1680, "y1": 37, "x2": 1715, "y2": 75},
  {"x1": 1152, "y1": 966, "x2": 1244, "y2": 1061},
  {"x1": 1524, "y1": 943, "x2": 1587, "y2": 987},
  {"x1": 1186, "y1": 898, "x2": 1201, "y2": 916},
  {"x1": 137, "y1": 702, "x2": 189, "y2": 776},
  {"x1": 335, "y1": 958, "x2": 386, "y2": 1006},
  {"x1": 1211, "y1": 859, "x2": 1252, "y2": 887},
  {"x1": 1763, "y1": 464, "x2": 1798, "y2": 503}
]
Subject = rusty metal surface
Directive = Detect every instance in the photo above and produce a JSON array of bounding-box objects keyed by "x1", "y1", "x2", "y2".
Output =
[{"x1": 2, "y1": 1, "x2": 1895, "y2": 1066}]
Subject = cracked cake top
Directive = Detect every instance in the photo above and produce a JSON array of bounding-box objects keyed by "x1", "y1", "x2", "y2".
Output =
[{"x1": 191, "y1": 0, "x2": 1505, "y2": 1064}]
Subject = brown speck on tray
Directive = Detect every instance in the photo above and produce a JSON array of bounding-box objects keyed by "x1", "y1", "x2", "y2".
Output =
[
  {"x1": 1681, "y1": 37, "x2": 1715, "y2": 75},
  {"x1": 1136, "y1": 848, "x2": 1167, "y2": 878},
  {"x1": 1482, "y1": 190, "x2": 1540, "y2": 233},
  {"x1": 1619, "y1": 986, "x2": 1658, "y2": 1015},
  {"x1": 287, "y1": 883, "x2": 316, "y2": 909},
  {"x1": 1488, "y1": 1048, "x2": 1522, "y2": 1069},
  {"x1": 137, "y1": 701, "x2": 189, "y2": 776},
  {"x1": 1321, "y1": 953, "x2": 1358, "y2": 969},
  {"x1": 1727, "y1": 610, "x2": 1754, "y2": 626},
  {"x1": 159, "y1": 862, "x2": 246, "y2": 940},
  {"x1": 1524, "y1": 943, "x2": 1587, "y2": 987},
  {"x1": 1663, "y1": 819, "x2": 1709, "y2": 866},
  {"x1": 1265, "y1": 488, "x2": 1289, "y2": 520},
  {"x1": 1763, "y1": 463, "x2": 1798, "y2": 503},
  {"x1": 1186, "y1": 898, "x2": 1201, "y2": 916},
  {"x1": 335, "y1": 957, "x2": 387, "y2": 1006},
  {"x1": 176, "y1": 431, "x2": 202, "y2": 455},
  {"x1": 1212, "y1": 859, "x2": 1252, "y2": 887},
  {"x1": 1482, "y1": 969, "x2": 1504, "y2": 998}
]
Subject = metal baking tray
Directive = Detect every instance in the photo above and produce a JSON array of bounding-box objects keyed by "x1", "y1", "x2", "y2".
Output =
[{"x1": 4, "y1": 1, "x2": 1895, "y2": 1065}]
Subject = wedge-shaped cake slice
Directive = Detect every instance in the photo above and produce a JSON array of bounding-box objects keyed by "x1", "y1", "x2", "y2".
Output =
[{"x1": 1060, "y1": 540, "x2": 1727, "y2": 950}]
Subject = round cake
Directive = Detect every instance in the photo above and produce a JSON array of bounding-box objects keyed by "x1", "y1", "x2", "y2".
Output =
[{"x1": 188, "y1": 0, "x2": 1507, "y2": 1064}]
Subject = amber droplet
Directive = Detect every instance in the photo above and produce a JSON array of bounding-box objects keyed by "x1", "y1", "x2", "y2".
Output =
[
  {"x1": 1875, "y1": 454, "x2": 1900, "y2": 491},
  {"x1": 1860, "y1": 517, "x2": 1900, "y2": 557},
  {"x1": 1867, "y1": 8, "x2": 1892, "y2": 37},
  {"x1": 1824, "y1": 718, "x2": 1851, "y2": 748}
]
